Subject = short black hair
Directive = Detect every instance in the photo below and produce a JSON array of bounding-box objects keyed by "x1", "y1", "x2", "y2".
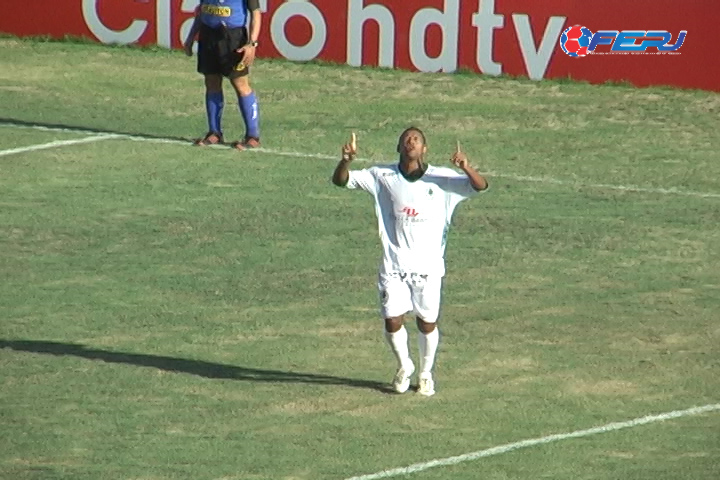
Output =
[{"x1": 399, "y1": 126, "x2": 427, "y2": 145}]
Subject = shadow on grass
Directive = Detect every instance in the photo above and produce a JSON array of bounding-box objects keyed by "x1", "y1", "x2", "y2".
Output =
[
  {"x1": 0, "y1": 339, "x2": 393, "y2": 394},
  {"x1": 0, "y1": 117, "x2": 190, "y2": 143}
]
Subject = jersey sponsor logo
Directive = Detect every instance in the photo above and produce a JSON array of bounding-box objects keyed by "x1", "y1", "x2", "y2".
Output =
[
  {"x1": 201, "y1": 5, "x2": 231, "y2": 17},
  {"x1": 401, "y1": 206, "x2": 419, "y2": 217},
  {"x1": 399, "y1": 206, "x2": 427, "y2": 224}
]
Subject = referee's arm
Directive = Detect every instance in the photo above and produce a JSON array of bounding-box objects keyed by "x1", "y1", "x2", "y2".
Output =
[{"x1": 247, "y1": 0, "x2": 262, "y2": 46}]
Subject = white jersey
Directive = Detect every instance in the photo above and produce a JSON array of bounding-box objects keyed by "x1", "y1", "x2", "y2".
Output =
[{"x1": 347, "y1": 164, "x2": 480, "y2": 276}]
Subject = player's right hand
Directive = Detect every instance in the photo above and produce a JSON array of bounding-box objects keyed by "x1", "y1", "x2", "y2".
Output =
[
  {"x1": 183, "y1": 42, "x2": 193, "y2": 57},
  {"x1": 342, "y1": 132, "x2": 357, "y2": 161}
]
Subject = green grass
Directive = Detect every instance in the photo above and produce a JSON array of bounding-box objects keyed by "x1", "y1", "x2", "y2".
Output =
[{"x1": 1, "y1": 38, "x2": 719, "y2": 480}]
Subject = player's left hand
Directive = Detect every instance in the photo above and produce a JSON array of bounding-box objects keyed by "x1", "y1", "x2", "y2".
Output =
[
  {"x1": 451, "y1": 140, "x2": 469, "y2": 169},
  {"x1": 342, "y1": 132, "x2": 358, "y2": 162},
  {"x1": 236, "y1": 44, "x2": 257, "y2": 67}
]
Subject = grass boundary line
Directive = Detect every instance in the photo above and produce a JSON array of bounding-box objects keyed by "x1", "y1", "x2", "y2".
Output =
[
  {"x1": 0, "y1": 134, "x2": 120, "y2": 157},
  {"x1": 1, "y1": 122, "x2": 719, "y2": 199},
  {"x1": 343, "y1": 403, "x2": 720, "y2": 480}
]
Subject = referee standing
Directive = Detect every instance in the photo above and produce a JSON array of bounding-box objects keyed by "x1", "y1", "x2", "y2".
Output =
[{"x1": 184, "y1": 0, "x2": 262, "y2": 150}]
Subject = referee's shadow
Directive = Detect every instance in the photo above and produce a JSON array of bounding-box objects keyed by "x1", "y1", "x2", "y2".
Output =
[
  {"x1": 0, "y1": 339, "x2": 393, "y2": 394},
  {"x1": 0, "y1": 118, "x2": 192, "y2": 144}
]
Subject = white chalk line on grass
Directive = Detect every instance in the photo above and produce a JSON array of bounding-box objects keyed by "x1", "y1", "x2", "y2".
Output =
[
  {"x1": 2, "y1": 122, "x2": 719, "y2": 199},
  {"x1": 343, "y1": 403, "x2": 720, "y2": 480},
  {"x1": 0, "y1": 134, "x2": 121, "y2": 157},
  {"x1": 485, "y1": 172, "x2": 720, "y2": 199}
]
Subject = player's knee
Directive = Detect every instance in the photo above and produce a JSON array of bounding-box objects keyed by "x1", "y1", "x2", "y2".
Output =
[
  {"x1": 416, "y1": 317, "x2": 436, "y2": 334},
  {"x1": 204, "y1": 74, "x2": 223, "y2": 91},
  {"x1": 384, "y1": 317, "x2": 404, "y2": 333},
  {"x1": 231, "y1": 77, "x2": 252, "y2": 96}
]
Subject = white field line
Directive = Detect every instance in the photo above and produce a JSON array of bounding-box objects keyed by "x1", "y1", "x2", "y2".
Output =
[
  {"x1": 0, "y1": 134, "x2": 121, "y2": 157},
  {"x1": 343, "y1": 403, "x2": 720, "y2": 480},
  {"x1": 2, "y1": 122, "x2": 719, "y2": 199},
  {"x1": 482, "y1": 172, "x2": 720, "y2": 199}
]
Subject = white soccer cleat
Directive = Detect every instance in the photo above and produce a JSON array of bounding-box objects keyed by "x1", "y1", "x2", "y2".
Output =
[
  {"x1": 417, "y1": 372, "x2": 435, "y2": 397},
  {"x1": 392, "y1": 362, "x2": 415, "y2": 393}
]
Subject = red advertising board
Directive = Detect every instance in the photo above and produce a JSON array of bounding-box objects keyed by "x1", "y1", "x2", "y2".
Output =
[{"x1": 2, "y1": 0, "x2": 718, "y2": 92}]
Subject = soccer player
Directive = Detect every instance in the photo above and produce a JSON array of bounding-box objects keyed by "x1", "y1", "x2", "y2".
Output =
[
  {"x1": 332, "y1": 128, "x2": 488, "y2": 396},
  {"x1": 183, "y1": 0, "x2": 262, "y2": 150}
]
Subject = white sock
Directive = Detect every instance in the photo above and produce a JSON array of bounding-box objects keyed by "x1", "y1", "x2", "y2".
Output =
[
  {"x1": 384, "y1": 326, "x2": 412, "y2": 369},
  {"x1": 418, "y1": 327, "x2": 439, "y2": 375}
]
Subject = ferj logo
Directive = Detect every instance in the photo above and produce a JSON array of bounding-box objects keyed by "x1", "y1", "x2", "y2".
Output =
[
  {"x1": 560, "y1": 25, "x2": 594, "y2": 57},
  {"x1": 559, "y1": 25, "x2": 687, "y2": 57}
]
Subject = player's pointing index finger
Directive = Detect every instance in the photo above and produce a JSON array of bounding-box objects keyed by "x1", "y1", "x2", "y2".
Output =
[{"x1": 351, "y1": 132, "x2": 357, "y2": 151}]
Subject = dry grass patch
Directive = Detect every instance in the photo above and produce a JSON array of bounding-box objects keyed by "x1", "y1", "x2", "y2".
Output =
[
  {"x1": 605, "y1": 450, "x2": 639, "y2": 459},
  {"x1": 566, "y1": 378, "x2": 639, "y2": 396},
  {"x1": 273, "y1": 397, "x2": 350, "y2": 415},
  {"x1": 317, "y1": 323, "x2": 372, "y2": 338}
]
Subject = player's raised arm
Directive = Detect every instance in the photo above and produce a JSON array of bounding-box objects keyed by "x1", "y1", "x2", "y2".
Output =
[
  {"x1": 451, "y1": 140, "x2": 488, "y2": 191},
  {"x1": 332, "y1": 132, "x2": 357, "y2": 187}
]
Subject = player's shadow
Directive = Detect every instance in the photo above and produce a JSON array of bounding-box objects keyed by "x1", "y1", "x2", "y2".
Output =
[
  {"x1": 0, "y1": 118, "x2": 191, "y2": 144},
  {"x1": 0, "y1": 339, "x2": 392, "y2": 394}
]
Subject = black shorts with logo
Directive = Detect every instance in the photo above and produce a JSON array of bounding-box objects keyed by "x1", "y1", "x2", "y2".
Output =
[{"x1": 197, "y1": 23, "x2": 250, "y2": 78}]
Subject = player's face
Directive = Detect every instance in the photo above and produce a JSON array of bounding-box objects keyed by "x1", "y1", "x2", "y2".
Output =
[{"x1": 398, "y1": 130, "x2": 426, "y2": 159}]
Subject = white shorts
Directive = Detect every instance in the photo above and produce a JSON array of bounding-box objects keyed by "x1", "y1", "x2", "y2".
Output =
[{"x1": 377, "y1": 272, "x2": 443, "y2": 322}]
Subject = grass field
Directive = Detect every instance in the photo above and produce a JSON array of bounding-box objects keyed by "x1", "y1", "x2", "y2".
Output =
[{"x1": 1, "y1": 37, "x2": 719, "y2": 480}]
